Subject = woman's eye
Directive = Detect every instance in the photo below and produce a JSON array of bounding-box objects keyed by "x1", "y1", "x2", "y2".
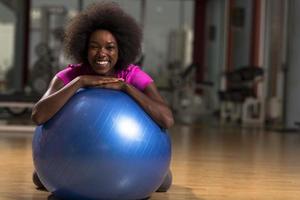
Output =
[
  {"x1": 107, "y1": 46, "x2": 116, "y2": 51},
  {"x1": 88, "y1": 44, "x2": 99, "y2": 49}
]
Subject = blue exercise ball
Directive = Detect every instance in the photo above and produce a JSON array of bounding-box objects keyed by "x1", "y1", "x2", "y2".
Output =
[{"x1": 32, "y1": 88, "x2": 171, "y2": 200}]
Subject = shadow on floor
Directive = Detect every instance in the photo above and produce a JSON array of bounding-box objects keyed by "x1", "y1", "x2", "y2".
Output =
[
  {"x1": 153, "y1": 184, "x2": 203, "y2": 200},
  {"x1": 46, "y1": 185, "x2": 203, "y2": 200}
]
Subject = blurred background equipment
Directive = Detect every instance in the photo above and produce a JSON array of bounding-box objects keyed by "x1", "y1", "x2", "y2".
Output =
[
  {"x1": 29, "y1": 5, "x2": 67, "y2": 95},
  {"x1": 0, "y1": 0, "x2": 300, "y2": 131},
  {"x1": 219, "y1": 66, "x2": 264, "y2": 124},
  {"x1": 0, "y1": 2, "x2": 67, "y2": 117}
]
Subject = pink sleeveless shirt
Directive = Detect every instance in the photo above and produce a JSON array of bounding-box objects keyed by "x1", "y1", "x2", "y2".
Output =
[{"x1": 56, "y1": 64, "x2": 153, "y2": 91}]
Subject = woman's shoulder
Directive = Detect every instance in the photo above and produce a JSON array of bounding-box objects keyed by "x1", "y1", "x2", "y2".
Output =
[
  {"x1": 56, "y1": 63, "x2": 87, "y2": 85},
  {"x1": 123, "y1": 64, "x2": 143, "y2": 73},
  {"x1": 116, "y1": 64, "x2": 141, "y2": 78},
  {"x1": 66, "y1": 63, "x2": 84, "y2": 70},
  {"x1": 60, "y1": 63, "x2": 90, "y2": 73},
  {"x1": 117, "y1": 64, "x2": 153, "y2": 91}
]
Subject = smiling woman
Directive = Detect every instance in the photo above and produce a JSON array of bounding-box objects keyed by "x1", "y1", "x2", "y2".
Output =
[{"x1": 30, "y1": 0, "x2": 174, "y2": 198}]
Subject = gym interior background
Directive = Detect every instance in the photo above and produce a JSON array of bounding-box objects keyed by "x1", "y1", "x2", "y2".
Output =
[
  {"x1": 1, "y1": 0, "x2": 300, "y2": 199},
  {"x1": 1, "y1": 0, "x2": 300, "y2": 129}
]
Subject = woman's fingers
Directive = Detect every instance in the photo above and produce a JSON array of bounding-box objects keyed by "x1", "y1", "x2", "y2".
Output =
[
  {"x1": 97, "y1": 78, "x2": 123, "y2": 84},
  {"x1": 80, "y1": 75, "x2": 124, "y2": 87},
  {"x1": 96, "y1": 80, "x2": 125, "y2": 90}
]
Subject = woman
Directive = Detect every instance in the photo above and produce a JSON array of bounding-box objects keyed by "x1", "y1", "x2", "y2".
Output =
[{"x1": 31, "y1": 1, "x2": 174, "y2": 193}]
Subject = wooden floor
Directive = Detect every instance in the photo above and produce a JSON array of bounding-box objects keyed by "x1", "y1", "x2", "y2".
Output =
[{"x1": 1, "y1": 123, "x2": 300, "y2": 200}]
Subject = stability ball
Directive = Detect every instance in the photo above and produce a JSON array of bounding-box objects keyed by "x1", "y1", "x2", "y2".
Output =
[{"x1": 32, "y1": 88, "x2": 171, "y2": 200}]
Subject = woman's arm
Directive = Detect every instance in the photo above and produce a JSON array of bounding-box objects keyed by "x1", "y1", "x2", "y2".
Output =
[
  {"x1": 101, "y1": 81, "x2": 174, "y2": 129},
  {"x1": 31, "y1": 75, "x2": 122, "y2": 125},
  {"x1": 31, "y1": 76, "x2": 82, "y2": 125},
  {"x1": 125, "y1": 83, "x2": 174, "y2": 129}
]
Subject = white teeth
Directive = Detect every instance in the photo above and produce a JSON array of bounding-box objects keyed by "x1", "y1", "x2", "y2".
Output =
[{"x1": 96, "y1": 61, "x2": 109, "y2": 65}]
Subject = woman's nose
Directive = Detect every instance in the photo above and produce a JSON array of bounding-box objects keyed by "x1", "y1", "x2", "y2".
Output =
[{"x1": 97, "y1": 48, "x2": 107, "y2": 56}]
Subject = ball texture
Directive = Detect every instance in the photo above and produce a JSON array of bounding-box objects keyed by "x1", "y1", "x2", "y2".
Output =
[{"x1": 32, "y1": 88, "x2": 171, "y2": 200}]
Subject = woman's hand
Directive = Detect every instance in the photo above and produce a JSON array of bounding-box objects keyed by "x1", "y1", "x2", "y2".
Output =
[
  {"x1": 79, "y1": 75, "x2": 125, "y2": 90},
  {"x1": 98, "y1": 80, "x2": 126, "y2": 91}
]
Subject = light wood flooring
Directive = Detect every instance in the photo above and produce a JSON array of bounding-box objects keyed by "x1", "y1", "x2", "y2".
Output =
[{"x1": 1, "y1": 123, "x2": 300, "y2": 200}]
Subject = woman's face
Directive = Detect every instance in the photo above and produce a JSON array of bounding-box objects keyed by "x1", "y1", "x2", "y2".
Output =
[{"x1": 87, "y1": 30, "x2": 119, "y2": 75}]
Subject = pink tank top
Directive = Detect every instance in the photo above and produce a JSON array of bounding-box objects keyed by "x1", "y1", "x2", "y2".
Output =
[{"x1": 56, "y1": 64, "x2": 153, "y2": 91}]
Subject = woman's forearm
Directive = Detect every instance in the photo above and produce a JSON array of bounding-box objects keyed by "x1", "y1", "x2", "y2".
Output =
[
  {"x1": 31, "y1": 77, "x2": 83, "y2": 125},
  {"x1": 122, "y1": 84, "x2": 174, "y2": 129}
]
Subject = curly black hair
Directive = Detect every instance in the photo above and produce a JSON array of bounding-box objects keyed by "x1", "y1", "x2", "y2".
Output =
[{"x1": 63, "y1": 1, "x2": 142, "y2": 70}]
